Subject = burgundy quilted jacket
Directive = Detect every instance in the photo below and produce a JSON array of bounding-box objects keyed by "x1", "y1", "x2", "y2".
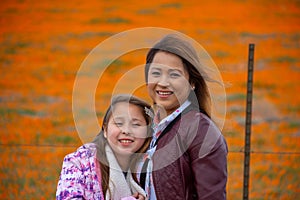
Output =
[{"x1": 152, "y1": 106, "x2": 228, "y2": 200}]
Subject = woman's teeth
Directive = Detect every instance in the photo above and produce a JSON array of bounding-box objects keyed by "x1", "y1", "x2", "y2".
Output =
[{"x1": 158, "y1": 91, "x2": 172, "y2": 95}]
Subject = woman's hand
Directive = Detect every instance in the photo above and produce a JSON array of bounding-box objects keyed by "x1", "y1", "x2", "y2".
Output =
[
  {"x1": 121, "y1": 193, "x2": 145, "y2": 200},
  {"x1": 132, "y1": 192, "x2": 145, "y2": 200}
]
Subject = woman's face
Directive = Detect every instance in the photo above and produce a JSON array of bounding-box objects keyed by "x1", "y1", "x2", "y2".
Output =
[
  {"x1": 147, "y1": 51, "x2": 191, "y2": 115},
  {"x1": 104, "y1": 102, "x2": 148, "y2": 158}
]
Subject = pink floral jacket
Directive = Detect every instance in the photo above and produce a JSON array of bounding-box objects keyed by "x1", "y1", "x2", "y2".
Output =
[{"x1": 56, "y1": 143, "x2": 104, "y2": 200}]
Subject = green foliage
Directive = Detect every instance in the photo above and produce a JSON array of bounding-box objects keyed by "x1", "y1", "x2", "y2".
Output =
[{"x1": 227, "y1": 93, "x2": 246, "y2": 101}]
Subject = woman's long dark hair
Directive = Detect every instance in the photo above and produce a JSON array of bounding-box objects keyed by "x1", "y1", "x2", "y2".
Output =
[
  {"x1": 93, "y1": 94, "x2": 153, "y2": 197},
  {"x1": 145, "y1": 34, "x2": 211, "y2": 117}
]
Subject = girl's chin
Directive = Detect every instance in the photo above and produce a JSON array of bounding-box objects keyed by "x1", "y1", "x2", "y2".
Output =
[{"x1": 117, "y1": 148, "x2": 135, "y2": 154}]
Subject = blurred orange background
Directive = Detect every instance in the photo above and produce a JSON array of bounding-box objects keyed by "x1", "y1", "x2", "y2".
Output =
[{"x1": 0, "y1": 0, "x2": 299, "y2": 199}]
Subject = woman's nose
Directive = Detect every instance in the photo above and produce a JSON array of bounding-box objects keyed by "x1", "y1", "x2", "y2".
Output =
[{"x1": 157, "y1": 75, "x2": 170, "y2": 87}]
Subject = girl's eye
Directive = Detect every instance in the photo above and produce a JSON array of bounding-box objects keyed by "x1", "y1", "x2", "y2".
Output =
[
  {"x1": 114, "y1": 122, "x2": 123, "y2": 127},
  {"x1": 132, "y1": 123, "x2": 141, "y2": 127}
]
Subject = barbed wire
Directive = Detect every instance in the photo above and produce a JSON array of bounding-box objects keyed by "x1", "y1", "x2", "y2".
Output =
[
  {"x1": 0, "y1": 143, "x2": 300, "y2": 155},
  {"x1": 229, "y1": 149, "x2": 300, "y2": 155},
  {"x1": 0, "y1": 143, "x2": 78, "y2": 148}
]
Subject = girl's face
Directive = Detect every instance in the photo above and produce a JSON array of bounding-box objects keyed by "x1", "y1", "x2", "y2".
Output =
[
  {"x1": 147, "y1": 51, "x2": 191, "y2": 115},
  {"x1": 104, "y1": 102, "x2": 148, "y2": 158}
]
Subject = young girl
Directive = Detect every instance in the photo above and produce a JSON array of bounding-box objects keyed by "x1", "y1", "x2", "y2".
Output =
[{"x1": 56, "y1": 94, "x2": 153, "y2": 200}]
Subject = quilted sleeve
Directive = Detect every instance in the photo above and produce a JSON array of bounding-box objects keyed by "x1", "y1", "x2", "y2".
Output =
[{"x1": 56, "y1": 153, "x2": 86, "y2": 200}]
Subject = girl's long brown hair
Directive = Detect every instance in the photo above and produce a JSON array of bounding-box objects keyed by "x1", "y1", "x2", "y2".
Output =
[{"x1": 93, "y1": 94, "x2": 153, "y2": 198}]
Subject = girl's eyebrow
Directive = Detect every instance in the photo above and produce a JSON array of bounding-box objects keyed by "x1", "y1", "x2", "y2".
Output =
[
  {"x1": 132, "y1": 118, "x2": 144, "y2": 122},
  {"x1": 113, "y1": 116, "x2": 144, "y2": 122},
  {"x1": 111, "y1": 116, "x2": 123, "y2": 121}
]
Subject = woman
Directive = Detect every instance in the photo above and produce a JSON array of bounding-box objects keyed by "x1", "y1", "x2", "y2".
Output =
[
  {"x1": 56, "y1": 94, "x2": 153, "y2": 200},
  {"x1": 140, "y1": 34, "x2": 228, "y2": 199}
]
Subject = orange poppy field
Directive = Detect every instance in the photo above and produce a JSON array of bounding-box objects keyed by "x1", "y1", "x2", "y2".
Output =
[{"x1": 0, "y1": 0, "x2": 299, "y2": 199}]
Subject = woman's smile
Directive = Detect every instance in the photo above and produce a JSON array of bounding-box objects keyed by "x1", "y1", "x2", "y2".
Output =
[
  {"x1": 147, "y1": 51, "x2": 191, "y2": 114},
  {"x1": 156, "y1": 90, "x2": 174, "y2": 98}
]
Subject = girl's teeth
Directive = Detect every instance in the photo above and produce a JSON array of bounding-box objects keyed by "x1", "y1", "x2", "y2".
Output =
[{"x1": 120, "y1": 140, "x2": 132, "y2": 143}]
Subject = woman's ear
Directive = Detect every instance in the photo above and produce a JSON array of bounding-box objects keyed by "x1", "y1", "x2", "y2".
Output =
[
  {"x1": 191, "y1": 84, "x2": 195, "y2": 90},
  {"x1": 190, "y1": 81, "x2": 195, "y2": 90}
]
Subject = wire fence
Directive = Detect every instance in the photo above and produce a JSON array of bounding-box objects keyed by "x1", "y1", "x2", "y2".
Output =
[{"x1": 1, "y1": 143, "x2": 300, "y2": 155}]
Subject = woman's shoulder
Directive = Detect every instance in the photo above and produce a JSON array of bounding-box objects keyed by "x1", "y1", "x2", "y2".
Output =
[
  {"x1": 180, "y1": 109, "x2": 223, "y2": 139},
  {"x1": 181, "y1": 110, "x2": 227, "y2": 155},
  {"x1": 182, "y1": 109, "x2": 215, "y2": 127}
]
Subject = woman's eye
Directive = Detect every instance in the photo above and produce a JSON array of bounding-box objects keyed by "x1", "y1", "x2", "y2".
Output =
[
  {"x1": 170, "y1": 72, "x2": 181, "y2": 78},
  {"x1": 151, "y1": 71, "x2": 160, "y2": 76}
]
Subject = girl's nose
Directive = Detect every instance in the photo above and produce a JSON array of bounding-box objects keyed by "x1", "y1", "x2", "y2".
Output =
[{"x1": 121, "y1": 125, "x2": 131, "y2": 135}]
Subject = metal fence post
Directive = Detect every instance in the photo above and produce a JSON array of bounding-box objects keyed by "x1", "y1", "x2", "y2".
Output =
[{"x1": 243, "y1": 43, "x2": 255, "y2": 200}]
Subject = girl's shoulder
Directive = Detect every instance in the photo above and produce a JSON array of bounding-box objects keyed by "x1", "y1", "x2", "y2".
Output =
[{"x1": 63, "y1": 143, "x2": 98, "y2": 164}]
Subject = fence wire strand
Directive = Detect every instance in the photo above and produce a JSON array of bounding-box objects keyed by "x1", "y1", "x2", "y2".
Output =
[{"x1": 0, "y1": 143, "x2": 299, "y2": 155}]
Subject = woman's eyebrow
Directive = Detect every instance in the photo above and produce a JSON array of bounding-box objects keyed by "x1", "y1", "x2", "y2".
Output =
[
  {"x1": 149, "y1": 66, "x2": 161, "y2": 70},
  {"x1": 168, "y1": 68, "x2": 183, "y2": 73}
]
